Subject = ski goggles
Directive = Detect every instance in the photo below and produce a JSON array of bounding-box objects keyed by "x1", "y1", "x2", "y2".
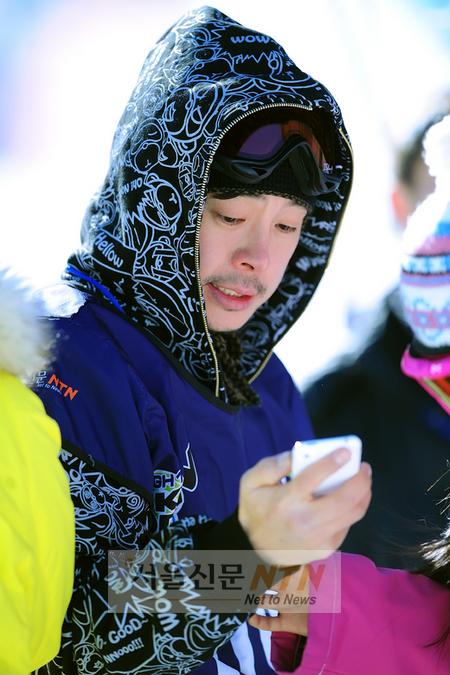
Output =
[{"x1": 212, "y1": 116, "x2": 341, "y2": 197}]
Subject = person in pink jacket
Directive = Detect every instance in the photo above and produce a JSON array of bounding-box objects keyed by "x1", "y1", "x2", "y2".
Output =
[
  {"x1": 251, "y1": 548, "x2": 449, "y2": 674},
  {"x1": 249, "y1": 115, "x2": 450, "y2": 674}
]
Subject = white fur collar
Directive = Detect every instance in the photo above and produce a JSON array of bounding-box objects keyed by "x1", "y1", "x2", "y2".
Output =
[{"x1": 0, "y1": 270, "x2": 51, "y2": 380}]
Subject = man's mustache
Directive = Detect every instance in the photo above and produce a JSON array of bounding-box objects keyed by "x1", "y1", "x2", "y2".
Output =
[{"x1": 202, "y1": 275, "x2": 266, "y2": 295}]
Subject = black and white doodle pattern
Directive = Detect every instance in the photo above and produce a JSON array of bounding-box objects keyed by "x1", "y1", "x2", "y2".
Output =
[
  {"x1": 66, "y1": 5, "x2": 353, "y2": 404},
  {"x1": 38, "y1": 449, "x2": 244, "y2": 674}
]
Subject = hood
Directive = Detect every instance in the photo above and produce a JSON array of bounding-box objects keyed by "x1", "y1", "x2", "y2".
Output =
[
  {"x1": 0, "y1": 270, "x2": 52, "y2": 380},
  {"x1": 66, "y1": 6, "x2": 353, "y2": 404}
]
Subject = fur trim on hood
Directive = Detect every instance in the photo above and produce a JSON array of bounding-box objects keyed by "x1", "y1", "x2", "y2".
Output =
[{"x1": 0, "y1": 270, "x2": 52, "y2": 380}]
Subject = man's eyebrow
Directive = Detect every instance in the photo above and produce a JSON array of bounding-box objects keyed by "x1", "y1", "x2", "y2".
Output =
[
  {"x1": 209, "y1": 194, "x2": 305, "y2": 210},
  {"x1": 255, "y1": 196, "x2": 303, "y2": 209}
]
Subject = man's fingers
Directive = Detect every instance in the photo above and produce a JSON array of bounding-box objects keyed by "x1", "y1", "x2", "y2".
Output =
[
  {"x1": 289, "y1": 446, "x2": 352, "y2": 495},
  {"x1": 314, "y1": 486, "x2": 372, "y2": 543},
  {"x1": 241, "y1": 450, "x2": 291, "y2": 489},
  {"x1": 321, "y1": 463, "x2": 372, "y2": 511},
  {"x1": 283, "y1": 464, "x2": 372, "y2": 551}
]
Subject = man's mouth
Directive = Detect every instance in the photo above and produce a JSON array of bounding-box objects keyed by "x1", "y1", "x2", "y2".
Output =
[
  {"x1": 212, "y1": 284, "x2": 251, "y2": 298},
  {"x1": 206, "y1": 282, "x2": 257, "y2": 310}
]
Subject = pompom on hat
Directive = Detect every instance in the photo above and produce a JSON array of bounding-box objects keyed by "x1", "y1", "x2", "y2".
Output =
[{"x1": 400, "y1": 114, "x2": 450, "y2": 413}]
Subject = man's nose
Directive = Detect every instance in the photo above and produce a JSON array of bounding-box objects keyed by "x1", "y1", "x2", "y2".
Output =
[{"x1": 230, "y1": 230, "x2": 270, "y2": 272}]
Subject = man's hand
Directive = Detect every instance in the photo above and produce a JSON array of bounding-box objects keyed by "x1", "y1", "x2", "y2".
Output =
[{"x1": 238, "y1": 447, "x2": 371, "y2": 565}]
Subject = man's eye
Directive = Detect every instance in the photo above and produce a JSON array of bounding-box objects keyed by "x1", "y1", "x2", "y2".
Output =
[
  {"x1": 277, "y1": 223, "x2": 297, "y2": 233},
  {"x1": 219, "y1": 214, "x2": 240, "y2": 224}
]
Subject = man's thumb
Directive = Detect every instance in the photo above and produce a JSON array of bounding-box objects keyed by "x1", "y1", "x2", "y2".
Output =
[{"x1": 241, "y1": 450, "x2": 291, "y2": 489}]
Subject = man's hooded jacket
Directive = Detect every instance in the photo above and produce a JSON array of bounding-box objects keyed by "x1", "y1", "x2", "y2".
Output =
[{"x1": 34, "y1": 6, "x2": 353, "y2": 674}]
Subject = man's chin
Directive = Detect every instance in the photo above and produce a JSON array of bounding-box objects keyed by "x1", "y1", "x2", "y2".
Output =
[
  {"x1": 207, "y1": 323, "x2": 244, "y2": 333},
  {"x1": 209, "y1": 326, "x2": 239, "y2": 334},
  {"x1": 206, "y1": 315, "x2": 248, "y2": 333}
]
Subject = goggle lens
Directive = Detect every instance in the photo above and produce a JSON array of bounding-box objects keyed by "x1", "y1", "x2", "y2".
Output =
[{"x1": 237, "y1": 121, "x2": 326, "y2": 170}]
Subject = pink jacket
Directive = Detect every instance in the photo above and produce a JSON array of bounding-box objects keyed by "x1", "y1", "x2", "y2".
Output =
[{"x1": 271, "y1": 553, "x2": 449, "y2": 674}]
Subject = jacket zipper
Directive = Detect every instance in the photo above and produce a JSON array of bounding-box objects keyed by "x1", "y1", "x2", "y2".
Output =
[{"x1": 250, "y1": 127, "x2": 354, "y2": 385}]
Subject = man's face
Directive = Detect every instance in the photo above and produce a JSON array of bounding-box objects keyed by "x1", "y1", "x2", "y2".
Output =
[{"x1": 199, "y1": 194, "x2": 307, "y2": 332}]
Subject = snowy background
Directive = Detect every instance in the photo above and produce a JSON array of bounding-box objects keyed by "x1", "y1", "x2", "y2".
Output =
[{"x1": 1, "y1": 0, "x2": 449, "y2": 387}]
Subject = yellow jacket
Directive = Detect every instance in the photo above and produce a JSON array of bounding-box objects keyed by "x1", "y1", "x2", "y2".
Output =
[{"x1": 0, "y1": 273, "x2": 74, "y2": 674}]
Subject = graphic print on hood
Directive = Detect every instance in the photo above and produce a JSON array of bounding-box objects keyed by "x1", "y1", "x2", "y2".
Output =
[{"x1": 66, "y1": 6, "x2": 353, "y2": 404}]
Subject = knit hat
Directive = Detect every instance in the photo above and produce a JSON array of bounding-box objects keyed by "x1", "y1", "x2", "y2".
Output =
[
  {"x1": 400, "y1": 114, "x2": 450, "y2": 414},
  {"x1": 208, "y1": 109, "x2": 339, "y2": 211},
  {"x1": 399, "y1": 115, "x2": 450, "y2": 356},
  {"x1": 400, "y1": 207, "x2": 450, "y2": 354}
]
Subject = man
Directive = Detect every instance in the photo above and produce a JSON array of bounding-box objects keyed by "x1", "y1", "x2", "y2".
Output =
[
  {"x1": 34, "y1": 7, "x2": 370, "y2": 674},
  {"x1": 305, "y1": 112, "x2": 450, "y2": 568}
]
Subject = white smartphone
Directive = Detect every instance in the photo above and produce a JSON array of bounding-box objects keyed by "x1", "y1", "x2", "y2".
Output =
[{"x1": 291, "y1": 435, "x2": 362, "y2": 497}]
